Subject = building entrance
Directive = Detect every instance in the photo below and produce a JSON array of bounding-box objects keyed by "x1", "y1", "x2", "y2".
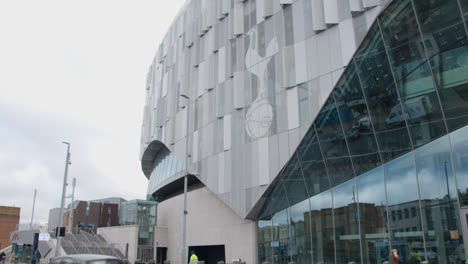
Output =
[{"x1": 188, "y1": 245, "x2": 225, "y2": 264}]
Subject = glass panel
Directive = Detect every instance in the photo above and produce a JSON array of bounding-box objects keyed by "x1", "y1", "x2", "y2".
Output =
[
  {"x1": 289, "y1": 199, "x2": 311, "y2": 264},
  {"x1": 272, "y1": 208, "x2": 290, "y2": 264},
  {"x1": 415, "y1": 134, "x2": 464, "y2": 263},
  {"x1": 452, "y1": 125, "x2": 468, "y2": 206},
  {"x1": 282, "y1": 154, "x2": 309, "y2": 206},
  {"x1": 384, "y1": 151, "x2": 423, "y2": 263},
  {"x1": 310, "y1": 190, "x2": 334, "y2": 264},
  {"x1": 380, "y1": 0, "x2": 447, "y2": 148},
  {"x1": 268, "y1": 180, "x2": 289, "y2": 218},
  {"x1": 315, "y1": 97, "x2": 354, "y2": 187},
  {"x1": 297, "y1": 128, "x2": 331, "y2": 197},
  {"x1": 417, "y1": 0, "x2": 468, "y2": 133},
  {"x1": 333, "y1": 62, "x2": 382, "y2": 176},
  {"x1": 357, "y1": 166, "x2": 390, "y2": 264},
  {"x1": 258, "y1": 218, "x2": 273, "y2": 264},
  {"x1": 356, "y1": 19, "x2": 413, "y2": 164},
  {"x1": 333, "y1": 178, "x2": 361, "y2": 263}
]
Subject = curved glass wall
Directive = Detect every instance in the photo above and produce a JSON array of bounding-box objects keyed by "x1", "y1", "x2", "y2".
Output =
[
  {"x1": 147, "y1": 147, "x2": 184, "y2": 196},
  {"x1": 257, "y1": 0, "x2": 468, "y2": 263}
]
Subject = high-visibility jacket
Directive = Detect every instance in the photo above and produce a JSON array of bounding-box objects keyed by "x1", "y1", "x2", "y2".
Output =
[{"x1": 190, "y1": 254, "x2": 199, "y2": 263}]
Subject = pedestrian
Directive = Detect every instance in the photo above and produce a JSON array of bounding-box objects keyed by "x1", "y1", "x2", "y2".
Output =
[
  {"x1": 0, "y1": 251, "x2": 6, "y2": 264},
  {"x1": 391, "y1": 249, "x2": 398, "y2": 264},
  {"x1": 189, "y1": 251, "x2": 198, "y2": 264}
]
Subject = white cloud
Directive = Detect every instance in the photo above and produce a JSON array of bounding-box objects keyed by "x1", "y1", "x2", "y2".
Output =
[{"x1": 0, "y1": 0, "x2": 186, "y2": 224}]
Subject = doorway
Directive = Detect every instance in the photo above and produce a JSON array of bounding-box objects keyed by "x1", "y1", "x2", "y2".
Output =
[{"x1": 188, "y1": 245, "x2": 225, "y2": 264}]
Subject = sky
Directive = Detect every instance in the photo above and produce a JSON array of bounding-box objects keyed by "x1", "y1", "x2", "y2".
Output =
[{"x1": 0, "y1": 0, "x2": 186, "y2": 225}]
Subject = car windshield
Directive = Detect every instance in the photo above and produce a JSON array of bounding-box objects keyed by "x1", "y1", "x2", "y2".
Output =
[{"x1": 88, "y1": 260, "x2": 123, "y2": 264}]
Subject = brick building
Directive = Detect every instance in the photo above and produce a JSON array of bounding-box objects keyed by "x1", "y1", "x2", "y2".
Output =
[{"x1": 0, "y1": 206, "x2": 20, "y2": 249}]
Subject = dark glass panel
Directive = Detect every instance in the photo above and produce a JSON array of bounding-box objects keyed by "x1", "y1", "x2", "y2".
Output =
[
  {"x1": 463, "y1": 0, "x2": 468, "y2": 23},
  {"x1": 315, "y1": 97, "x2": 354, "y2": 186},
  {"x1": 355, "y1": 24, "x2": 412, "y2": 163},
  {"x1": 282, "y1": 154, "x2": 309, "y2": 206},
  {"x1": 272, "y1": 208, "x2": 290, "y2": 264},
  {"x1": 356, "y1": 166, "x2": 390, "y2": 264},
  {"x1": 289, "y1": 199, "x2": 311, "y2": 264},
  {"x1": 416, "y1": 0, "x2": 468, "y2": 133},
  {"x1": 384, "y1": 151, "x2": 423, "y2": 263},
  {"x1": 268, "y1": 179, "x2": 290, "y2": 215},
  {"x1": 297, "y1": 128, "x2": 331, "y2": 196},
  {"x1": 381, "y1": 0, "x2": 447, "y2": 148},
  {"x1": 415, "y1": 135, "x2": 465, "y2": 263},
  {"x1": 333, "y1": 61, "x2": 382, "y2": 176},
  {"x1": 333, "y1": 179, "x2": 361, "y2": 263}
]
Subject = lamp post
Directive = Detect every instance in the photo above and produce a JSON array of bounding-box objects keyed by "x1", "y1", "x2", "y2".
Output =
[
  {"x1": 180, "y1": 94, "x2": 190, "y2": 264},
  {"x1": 55, "y1": 142, "x2": 71, "y2": 257}
]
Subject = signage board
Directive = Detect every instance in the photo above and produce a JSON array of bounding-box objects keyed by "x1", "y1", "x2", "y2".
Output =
[{"x1": 38, "y1": 233, "x2": 50, "y2": 241}]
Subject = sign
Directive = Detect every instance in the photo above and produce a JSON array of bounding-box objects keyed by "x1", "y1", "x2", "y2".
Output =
[{"x1": 38, "y1": 233, "x2": 50, "y2": 241}]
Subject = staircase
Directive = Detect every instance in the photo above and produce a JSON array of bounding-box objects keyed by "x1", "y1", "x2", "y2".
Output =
[{"x1": 61, "y1": 229, "x2": 124, "y2": 259}]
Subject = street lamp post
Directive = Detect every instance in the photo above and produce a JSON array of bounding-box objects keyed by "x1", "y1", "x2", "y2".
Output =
[
  {"x1": 55, "y1": 142, "x2": 71, "y2": 257},
  {"x1": 180, "y1": 94, "x2": 190, "y2": 264}
]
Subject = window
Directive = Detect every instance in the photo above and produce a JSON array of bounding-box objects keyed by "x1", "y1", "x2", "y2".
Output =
[{"x1": 411, "y1": 207, "x2": 417, "y2": 217}]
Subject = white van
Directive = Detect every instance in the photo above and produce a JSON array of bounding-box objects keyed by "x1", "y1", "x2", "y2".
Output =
[{"x1": 386, "y1": 95, "x2": 432, "y2": 126}]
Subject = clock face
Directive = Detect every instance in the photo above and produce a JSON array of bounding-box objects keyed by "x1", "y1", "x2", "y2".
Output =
[{"x1": 245, "y1": 100, "x2": 274, "y2": 139}]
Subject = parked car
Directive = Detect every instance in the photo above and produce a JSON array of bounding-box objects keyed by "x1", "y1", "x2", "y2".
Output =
[{"x1": 49, "y1": 254, "x2": 123, "y2": 264}]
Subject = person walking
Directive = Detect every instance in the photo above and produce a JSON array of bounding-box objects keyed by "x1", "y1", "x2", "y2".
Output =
[
  {"x1": 189, "y1": 251, "x2": 198, "y2": 264},
  {"x1": 391, "y1": 249, "x2": 398, "y2": 264}
]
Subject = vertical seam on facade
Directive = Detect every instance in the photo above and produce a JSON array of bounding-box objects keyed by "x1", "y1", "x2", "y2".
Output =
[
  {"x1": 313, "y1": 124, "x2": 336, "y2": 264},
  {"x1": 352, "y1": 55, "x2": 393, "y2": 252},
  {"x1": 379, "y1": 5, "x2": 428, "y2": 259},
  {"x1": 412, "y1": 0, "x2": 464, "y2": 228},
  {"x1": 331, "y1": 92, "x2": 364, "y2": 264},
  {"x1": 456, "y1": 0, "x2": 468, "y2": 36},
  {"x1": 295, "y1": 152, "x2": 314, "y2": 264},
  {"x1": 279, "y1": 176, "x2": 292, "y2": 263}
]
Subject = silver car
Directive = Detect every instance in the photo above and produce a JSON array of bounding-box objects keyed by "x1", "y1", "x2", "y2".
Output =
[{"x1": 49, "y1": 254, "x2": 124, "y2": 264}]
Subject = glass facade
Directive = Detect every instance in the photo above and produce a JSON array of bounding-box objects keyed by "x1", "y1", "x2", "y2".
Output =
[
  {"x1": 147, "y1": 147, "x2": 184, "y2": 195},
  {"x1": 257, "y1": 1, "x2": 468, "y2": 263},
  {"x1": 119, "y1": 200, "x2": 158, "y2": 247}
]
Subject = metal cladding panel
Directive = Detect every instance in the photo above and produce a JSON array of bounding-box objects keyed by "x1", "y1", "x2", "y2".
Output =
[{"x1": 140, "y1": 0, "x2": 387, "y2": 218}]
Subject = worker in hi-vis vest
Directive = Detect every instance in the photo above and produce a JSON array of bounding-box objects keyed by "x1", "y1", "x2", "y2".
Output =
[{"x1": 189, "y1": 251, "x2": 199, "y2": 263}]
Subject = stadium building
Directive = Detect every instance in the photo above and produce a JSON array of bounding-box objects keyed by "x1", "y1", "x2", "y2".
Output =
[{"x1": 140, "y1": 0, "x2": 468, "y2": 263}]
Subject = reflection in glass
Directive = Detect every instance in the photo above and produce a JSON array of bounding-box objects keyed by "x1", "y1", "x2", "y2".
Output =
[
  {"x1": 415, "y1": 0, "x2": 468, "y2": 133},
  {"x1": 385, "y1": 152, "x2": 423, "y2": 263},
  {"x1": 258, "y1": 217, "x2": 273, "y2": 264},
  {"x1": 333, "y1": 62, "x2": 381, "y2": 176},
  {"x1": 333, "y1": 179, "x2": 361, "y2": 263},
  {"x1": 282, "y1": 154, "x2": 309, "y2": 206},
  {"x1": 309, "y1": 190, "x2": 334, "y2": 264},
  {"x1": 452, "y1": 126, "x2": 468, "y2": 206},
  {"x1": 315, "y1": 97, "x2": 354, "y2": 187},
  {"x1": 289, "y1": 199, "x2": 311, "y2": 264},
  {"x1": 354, "y1": 24, "x2": 412, "y2": 163},
  {"x1": 297, "y1": 128, "x2": 331, "y2": 197},
  {"x1": 272, "y1": 208, "x2": 290, "y2": 264},
  {"x1": 415, "y1": 135, "x2": 464, "y2": 263},
  {"x1": 356, "y1": 166, "x2": 389, "y2": 264}
]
